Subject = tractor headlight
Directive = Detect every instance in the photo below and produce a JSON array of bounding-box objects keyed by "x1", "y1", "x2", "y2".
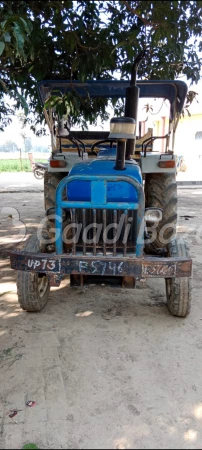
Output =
[{"x1": 145, "y1": 208, "x2": 163, "y2": 223}]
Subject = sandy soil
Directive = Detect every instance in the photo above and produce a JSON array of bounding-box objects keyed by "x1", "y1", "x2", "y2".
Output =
[{"x1": 0, "y1": 187, "x2": 202, "y2": 449}]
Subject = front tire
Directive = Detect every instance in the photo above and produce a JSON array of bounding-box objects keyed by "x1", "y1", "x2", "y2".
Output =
[
  {"x1": 165, "y1": 237, "x2": 192, "y2": 317},
  {"x1": 17, "y1": 235, "x2": 50, "y2": 312}
]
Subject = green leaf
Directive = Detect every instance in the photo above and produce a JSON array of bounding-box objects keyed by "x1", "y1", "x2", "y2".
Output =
[
  {"x1": 3, "y1": 31, "x2": 11, "y2": 43},
  {"x1": 0, "y1": 41, "x2": 5, "y2": 56},
  {"x1": 15, "y1": 92, "x2": 29, "y2": 116},
  {"x1": 18, "y1": 17, "x2": 33, "y2": 34},
  {"x1": 13, "y1": 22, "x2": 25, "y2": 58}
]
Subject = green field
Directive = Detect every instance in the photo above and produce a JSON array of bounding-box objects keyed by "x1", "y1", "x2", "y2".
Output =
[{"x1": 0, "y1": 159, "x2": 46, "y2": 172}]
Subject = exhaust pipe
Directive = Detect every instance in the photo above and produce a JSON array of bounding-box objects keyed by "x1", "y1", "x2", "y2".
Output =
[
  {"x1": 125, "y1": 49, "x2": 146, "y2": 159},
  {"x1": 116, "y1": 140, "x2": 126, "y2": 170}
]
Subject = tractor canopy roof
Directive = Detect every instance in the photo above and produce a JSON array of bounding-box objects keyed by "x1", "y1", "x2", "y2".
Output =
[{"x1": 37, "y1": 79, "x2": 188, "y2": 120}]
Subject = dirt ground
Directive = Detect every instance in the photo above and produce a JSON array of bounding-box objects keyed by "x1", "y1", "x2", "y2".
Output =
[{"x1": 0, "y1": 187, "x2": 202, "y2": 449}]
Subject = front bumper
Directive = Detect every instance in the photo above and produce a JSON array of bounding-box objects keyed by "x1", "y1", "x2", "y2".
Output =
[{"x1": 10, "y1": 251, "x2": 192, "y2": 286}]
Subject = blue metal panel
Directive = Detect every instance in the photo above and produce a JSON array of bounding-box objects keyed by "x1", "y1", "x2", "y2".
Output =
[
  {"x1": 67, "y1": 159, "x2": 142, "y2": 203},
  {"x1": 55, "y1": 175, "x2": 145, "y2": 257},
  {"x1": 98, "y1": 147, "x2": 117, "y2": 158},
  {"x1": 91, "y1": 180, "x2": 107, "y2": 205}
]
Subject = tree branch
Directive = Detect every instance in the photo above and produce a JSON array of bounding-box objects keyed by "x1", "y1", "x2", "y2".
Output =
[
  {"x1": 122, "y1": 1, "x2": 160, "y2": 28},
  {"x1": 72, "y1": 32, "x2": 101, "y2": 51}
]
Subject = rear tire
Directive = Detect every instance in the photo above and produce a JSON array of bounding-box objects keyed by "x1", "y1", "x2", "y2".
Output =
[
  {"x1": 165, "y1": 237, "x2": 192, "y2": 317},
  {"x1": 44, "y1": 171, "x2": 67, "y2": 211},
  {"x1": 17, "y1": 235, "x2": 50, "y2": 312},
  {"x1": 145, "y1": 173, "x2": 177, "y2": 248},
  {"x1": 44, "y1": 171, "x2": 68, "y2": 241}
]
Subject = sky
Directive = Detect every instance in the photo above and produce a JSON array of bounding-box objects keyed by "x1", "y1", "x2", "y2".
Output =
[{"x1": 0, "y1": 110, "x2": 51, "y2": 148}]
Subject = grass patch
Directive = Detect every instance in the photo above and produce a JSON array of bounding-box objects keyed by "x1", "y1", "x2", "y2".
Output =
[
  {"x1": 22, "y1": 444, "x2": 39, "y2": 449},
  {"x1": 0, "y1": 159, "x2": 47, "y2": 172}
]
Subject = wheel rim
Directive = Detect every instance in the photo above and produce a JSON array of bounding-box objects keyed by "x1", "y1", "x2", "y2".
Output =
[
  {"x1": 34, "y1": 170, "x2": 44, "y2": 179},
  {"x1": 38, "y1": 275, "x2": 49, "y2": 297}
]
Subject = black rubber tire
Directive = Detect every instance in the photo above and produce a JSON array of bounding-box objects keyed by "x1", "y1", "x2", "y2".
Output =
[
  {"x1": 44, "y1": 171, "x2": 68, "y2": 240},
  {"x1": 34, "y1": 168, "x2": 44, "y2": 179},
  {"x1": 44, "y1": 171, "x2": 67, "y2": 211},
  {"x1": 145, "y1": 173, "x2": 177, "y2": 248},
  {"x1": 44, "y1": 169, "x2": 49, "y2": 208},
  {"x1": 165, "y1": 237, "x2": 192, "y2": 317},
  {"x1": 17, "y1": 235, "x2": 50, "y2": 312}
]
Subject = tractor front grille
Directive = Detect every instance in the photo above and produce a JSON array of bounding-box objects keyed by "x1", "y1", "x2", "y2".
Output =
[{"x1": 63, "y1": 208, "x2": 137, "y2": 257}]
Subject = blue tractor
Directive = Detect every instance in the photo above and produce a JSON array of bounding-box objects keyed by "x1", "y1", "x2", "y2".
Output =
[{"x1": 10, "y1": 54, "x2": 192, "y2": 317}]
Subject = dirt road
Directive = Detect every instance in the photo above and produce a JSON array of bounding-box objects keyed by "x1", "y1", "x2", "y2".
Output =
[
  {"x1": 0, "y1": 187, "x2": 202, "y2": 449},
  {"x1": 0, "y1": 172, "x2": 43, "y2": 192}
]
